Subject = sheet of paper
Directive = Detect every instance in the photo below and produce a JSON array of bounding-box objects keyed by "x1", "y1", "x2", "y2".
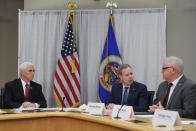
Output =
[
  {"x1": 181, "y1": 120, "x2": 196, "y2": 125},
  {"x1": 0, "y1": 109, "x2": 6, "y2": 114},
  {"x1": 136, "y1": 115, "x2": 153, "y2": 117}
]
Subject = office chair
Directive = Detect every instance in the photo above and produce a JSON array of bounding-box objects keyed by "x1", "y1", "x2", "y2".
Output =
[{"x1": 0, "y1": 86, "x2": 5, "y2": 108}]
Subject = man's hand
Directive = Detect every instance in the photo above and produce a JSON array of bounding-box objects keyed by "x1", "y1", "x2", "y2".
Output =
[
  {"x1": 148, "y1": 101, "x2": 164, "y2": 112},
  {"x1": 22, "y1": 102, "x2": 36, "y2": 108},
  {"x1": 106, "y1": 103, "x2": 114, "y2": 110}
]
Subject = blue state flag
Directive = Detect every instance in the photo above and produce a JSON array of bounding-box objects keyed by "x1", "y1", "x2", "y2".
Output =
[{"x1": 99, "y1": 15, "x2": 122, "y2": 103}]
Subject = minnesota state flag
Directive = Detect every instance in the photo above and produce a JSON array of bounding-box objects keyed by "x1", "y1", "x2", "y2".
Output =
[{"x1": 99, "y1": 15, "x2": 122, "y2": 103}]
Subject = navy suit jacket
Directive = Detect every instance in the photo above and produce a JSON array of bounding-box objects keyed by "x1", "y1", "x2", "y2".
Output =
[
  {"x1": 3, "y1": 78, "x2": 47, "y2": 108},
  {"x1": 106, "y1": 81, "x2": 148, "y2": 112},
  {"x1": 153, "y1": 75, "x2": 196, "y2": 118}
]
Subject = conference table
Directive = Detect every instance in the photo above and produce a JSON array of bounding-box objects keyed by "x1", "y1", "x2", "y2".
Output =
[{"x1": 0, "y1": 109, "x2": 196, "y2": 131}]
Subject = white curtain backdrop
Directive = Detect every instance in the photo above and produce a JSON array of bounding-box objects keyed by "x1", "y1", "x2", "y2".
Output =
[{"x1": 18, "y1": 8, "x2": 166, "y2": 107}]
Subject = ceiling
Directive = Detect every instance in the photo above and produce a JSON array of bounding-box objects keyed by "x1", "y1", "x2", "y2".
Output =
[{"x1": 24, "y1": 0, "x2": 196, "y2": 11}]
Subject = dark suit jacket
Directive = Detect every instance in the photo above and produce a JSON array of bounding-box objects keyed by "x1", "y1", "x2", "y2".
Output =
[
  {"x1": 106, "y1": 81, "x2": 148, "y2": 112},
  {"x1": 153, "y1": 75, "x2": 196, "y2": 118},
  {"x1": 3, "y1": 78, "x2": 47, "y2": 108}
]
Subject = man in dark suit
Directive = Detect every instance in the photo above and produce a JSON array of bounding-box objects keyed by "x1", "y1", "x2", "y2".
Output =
[
  {"x1": 149, "y1": 56, "x2": 196, "y2": 118},
  {"x1": 3, "y1": 62, "x2": 47, "y2": 109},
  {"x1": 106, "y1": 64, "x2": 148, "y2": 112}
]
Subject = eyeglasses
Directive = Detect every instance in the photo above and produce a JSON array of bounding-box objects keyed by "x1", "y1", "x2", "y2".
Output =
[
  {"x1": 162, "y1": 66, "x2": 172, "y2": 70},
  {"x1": 27, "y1": 69, "x2": 35, "y2": 72}
]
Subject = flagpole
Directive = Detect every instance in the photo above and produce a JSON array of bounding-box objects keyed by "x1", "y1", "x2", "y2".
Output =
[
  {"x1": 66, "y1": 1, "x2": 78, "y2": 73},
  {"x1": 98, "y1": 1, "x2": 121, "y2": 103},
  {"x1": 54, "y1": 0, "x2": 80, "y2": 108},
  {"x1": 105, "y1": 1, "x2": 118, "y2": 82}
]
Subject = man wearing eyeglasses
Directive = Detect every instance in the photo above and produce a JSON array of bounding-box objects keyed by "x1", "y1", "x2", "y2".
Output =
[
  {"x1": 3, "y1": 62, "x2": 47, "y2": 109},
  {"x1": 148, "y1": 56, "x2": 196, "y2": 118}
]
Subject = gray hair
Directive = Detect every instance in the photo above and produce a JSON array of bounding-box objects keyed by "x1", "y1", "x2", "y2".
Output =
[
  {"x1": 166, "y1": 56, "x2": 184, "y2": 72},
  {"x1": 19, "y1": 62, "x2": 34, "y2": 74},
  {"x1": 118, "y1": 64, "x2": 132, "y2": 75}
]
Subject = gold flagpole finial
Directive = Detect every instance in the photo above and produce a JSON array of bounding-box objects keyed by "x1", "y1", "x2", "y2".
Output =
[
  {"x1": 106, "y1": 1, "x2": 118, "y2": 15},
  {"x1": 66, "y1": 1, "x2": 78, "y2": 11}
]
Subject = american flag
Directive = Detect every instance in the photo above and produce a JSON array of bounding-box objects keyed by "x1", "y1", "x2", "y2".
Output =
[{"x1": 54, "y1": 14, "x2": 80, "y2": 107}]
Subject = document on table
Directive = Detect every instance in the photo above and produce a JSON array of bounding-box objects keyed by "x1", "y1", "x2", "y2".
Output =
[
  {"x1": 0, "y1": 109, "x2": 6, "y2": 114},
  {"x1": 181, "y1": 120, "x2": 196, "y2": 125},
  {"x1": 136, "y1": 115, "x2": 153, "y2": 117}
]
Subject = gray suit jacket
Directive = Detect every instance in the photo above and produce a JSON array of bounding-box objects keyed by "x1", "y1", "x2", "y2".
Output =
[{"x1": 153, "y1": 75, "x2": 196, "y2": 118}]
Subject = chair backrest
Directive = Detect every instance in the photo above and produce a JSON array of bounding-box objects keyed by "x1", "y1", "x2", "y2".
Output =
[
  {"x1": 0, "y1": 86, "x2": 5, "y2": 108},
  {"x1": 147, "y1": 91, "x2": 155, "y2": 106}
]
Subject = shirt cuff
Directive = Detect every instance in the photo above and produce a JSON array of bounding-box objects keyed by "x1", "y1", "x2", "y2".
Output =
[{"x1": 34, "y1": 103, "x2": 40, "y2": 108}]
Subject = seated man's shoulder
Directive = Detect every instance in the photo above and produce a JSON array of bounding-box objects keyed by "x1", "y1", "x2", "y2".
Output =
[
  {"x1": 181, "y1": 79, "x2": 196, "y2": 93},
  {"x1": 184, "y1": 78, "x2": 196, "y2": 86},
  {"x1": 113, "y1": 83, "x2": 122, "y2": 87},
  {"x1": 30, "y1": 81, "x2": 41, "y2": 87},
  {"x1": 134, "y1": 81, "x2": 147, "y2": 89},
  {"x1": 111, "y1": 83, "x2": 122, "y2": 89},
  {"x1": 159, "y1": 81, "x2": 167, "y2": 87},
  {"x1": 5, "y1": 78, "x2": 20, "y2": 86}
]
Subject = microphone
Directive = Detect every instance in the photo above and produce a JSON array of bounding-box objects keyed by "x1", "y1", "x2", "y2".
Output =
[
  {"x1": 60, "y1": 97, "x2": 66, "y2": 112},
  {"x1": 114, "y1": 104, "x2": 124, "y2": 119},
  {"x1": 114, "y1": 87, "x2": 128, "y2": 119}
]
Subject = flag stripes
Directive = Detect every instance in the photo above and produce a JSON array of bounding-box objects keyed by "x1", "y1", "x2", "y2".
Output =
[{"x1": 54, "y1": 14, "x2": 80, "y2": 107}]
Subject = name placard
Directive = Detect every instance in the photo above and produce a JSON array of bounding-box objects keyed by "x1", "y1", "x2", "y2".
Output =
[
  {"x1": 86, "y1": 102, "x2": 105, "y2": 115},
  {"x1": 112, "y1": 105, "x2": 134, "y2": 120},
  {"x1": 152, "y1": 109, "x2": 181, "y2": 127}
]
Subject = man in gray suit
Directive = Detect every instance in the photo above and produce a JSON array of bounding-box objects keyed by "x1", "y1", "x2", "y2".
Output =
[{"x1": 149, "y1": 56, "x2": 196, "y2": 118}]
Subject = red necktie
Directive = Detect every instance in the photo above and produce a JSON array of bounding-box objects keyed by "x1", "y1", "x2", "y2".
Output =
[
  {"x1": 162, "y1": 83, "x2": 173, "y2": 107},
  {"x1": 25, "y1": 84, "x2": 30, "y2": 101}
]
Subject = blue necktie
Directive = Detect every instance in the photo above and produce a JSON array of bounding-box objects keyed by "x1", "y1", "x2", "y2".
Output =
[{"x1": 122, "y1": 87, "x2": 129, "y2": 105}]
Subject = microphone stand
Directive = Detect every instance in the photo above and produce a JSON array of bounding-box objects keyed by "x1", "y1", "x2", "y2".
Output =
[
  {"x1": 114, "y1": 105, "x2": 124, "y2": 119},
  {"x1": 60, "y1": 97, "x2": 66, "y2": 112}
]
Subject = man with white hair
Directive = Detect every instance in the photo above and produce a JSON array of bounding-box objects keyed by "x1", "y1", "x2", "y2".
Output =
[
  {"x1": 3, "y1": 62, "x2": 47, "y2": 109},
  {"x1": 149, "y1": 56, "x2": 196, "y2": 118}
]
